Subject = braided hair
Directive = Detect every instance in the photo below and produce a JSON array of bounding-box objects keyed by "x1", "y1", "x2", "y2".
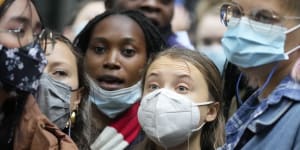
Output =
[{"x1": 73, "y1": 9, "x2": 167, "y2": 59}]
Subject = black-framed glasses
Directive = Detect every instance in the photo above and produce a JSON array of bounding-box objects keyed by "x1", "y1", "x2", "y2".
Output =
[{"x1": 220, "y1": 2, "x2": 300, "y2": 28}]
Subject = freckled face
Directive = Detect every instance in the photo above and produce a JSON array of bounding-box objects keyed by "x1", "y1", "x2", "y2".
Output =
[{"x1": 85, "y1": 15, "x2": 147, "y2": 91}]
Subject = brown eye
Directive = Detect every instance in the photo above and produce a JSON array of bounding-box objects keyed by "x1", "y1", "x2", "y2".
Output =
[
  {"x1": 251, "y1": 9, "x2": 280, "y2": 24},
  {"x1": 52, "y1": 70, "x2": 68, "y2": 80},
  {"x1": 94, "y1": 46, "x2": 106, "y2": 54},
  {"x1": 121, "y1": 48, "x2": 136, "y2": 57}
]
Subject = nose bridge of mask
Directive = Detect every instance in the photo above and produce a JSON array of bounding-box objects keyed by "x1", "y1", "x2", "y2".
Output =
[
  {"x1": 230, "y1": 17, "x2": 286, "y2": 44},
  {"x1": 40, "y1": 74, "x2": 72, "y2": 103}
]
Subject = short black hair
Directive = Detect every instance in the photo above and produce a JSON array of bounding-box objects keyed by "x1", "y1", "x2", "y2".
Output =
[{"x1": 73, "y1": 9, "x2": 167, "y2": 59}]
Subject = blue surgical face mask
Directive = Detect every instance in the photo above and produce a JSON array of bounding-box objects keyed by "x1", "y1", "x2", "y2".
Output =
[
  {"x1": 88, "y1": 77, "x2": 142, "y2": 118},
  {"x1": 198, "y1": 44, "x2": 227, "y2": 74},
  {"x1": 222, "y1": 17, "x2": 300, "y2": 68}
]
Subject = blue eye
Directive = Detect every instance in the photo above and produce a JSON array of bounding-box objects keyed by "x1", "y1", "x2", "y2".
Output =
[
  {"x1": 175, "y1": 85, "x2": 189, "y2": 94},
  {"x1": 148, "y1": 84, "x2": 160, "y2": 91}
]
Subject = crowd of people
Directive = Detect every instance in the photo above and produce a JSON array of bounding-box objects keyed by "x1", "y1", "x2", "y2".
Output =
[{"x1": 0, "y1": 0, "x2": 299, "y2": 150}]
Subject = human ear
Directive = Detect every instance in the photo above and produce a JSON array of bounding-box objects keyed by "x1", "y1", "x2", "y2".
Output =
[{"x1": 205, "y1": 102, "x2": 219, "y2": 122}]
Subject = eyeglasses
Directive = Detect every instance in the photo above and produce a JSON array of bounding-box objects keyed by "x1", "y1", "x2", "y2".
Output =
[{"x1": 220, "y1": 2, "x2": 300, "y2": 30}]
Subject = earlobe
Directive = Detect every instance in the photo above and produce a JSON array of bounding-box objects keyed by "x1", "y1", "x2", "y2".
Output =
[
  {"x1": 205, "y1": 102, "x2": 219, "y2": 122},
  {"x1": 71, "y1": 87, "x2": 83, "y2": 111}
]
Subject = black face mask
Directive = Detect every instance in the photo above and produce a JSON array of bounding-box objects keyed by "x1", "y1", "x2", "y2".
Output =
[{"x1": 0, "y1": 41, "x2": 47, "y2": 93}]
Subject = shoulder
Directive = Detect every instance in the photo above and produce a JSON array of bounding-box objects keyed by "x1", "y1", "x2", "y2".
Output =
[{"x1": 14, "y1": 95, "x2": 78, "y2": 150}]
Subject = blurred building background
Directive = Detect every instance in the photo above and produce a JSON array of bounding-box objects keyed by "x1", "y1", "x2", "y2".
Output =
[{"x1": 35, "y1": 0, "x2": 200, "y2": 33}]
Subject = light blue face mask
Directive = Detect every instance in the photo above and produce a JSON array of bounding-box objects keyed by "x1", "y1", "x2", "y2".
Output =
[
  {"x1": 199, "y1": 44, "x2": 227, "y2": 74},
  {"x1": 88, "y1": 77, "x2": 142, "y2": 118},
  {"x1": 222, "y1": 17, "x2": 300, "y2": 68}
]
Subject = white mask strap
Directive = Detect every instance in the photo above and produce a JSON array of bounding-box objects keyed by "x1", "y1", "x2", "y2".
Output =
[
  {"x1": 285, "y1": 23, "x2": 300, "y2": 34},
  {"x1": 286, "y1": 45, "x2": 300, "y2": 55},
  {"x1": 194, "y1": 101, "x2": 214, "y2": 106},
  {"x1": 191, "y1": 122, "x2": 206, "y2": 132}
]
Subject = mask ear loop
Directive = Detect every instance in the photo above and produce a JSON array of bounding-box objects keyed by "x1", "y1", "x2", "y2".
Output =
[
  {"x1": 285, "y1": 23, "x2": 300, "y2": 34},
  {"x1": 284, "y1": 23, "x2": 300, "y2": 55},
  {"x1": 236, "y1": 64, "x2": 278, "y2": 108},
  {"x1": 286, "y1": 45, "x2": 300, "y2": 55}
]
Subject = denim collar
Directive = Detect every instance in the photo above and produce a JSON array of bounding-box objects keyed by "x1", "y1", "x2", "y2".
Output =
[{"x1": 248, "y1": 76, "x2": 300, "y2": 133}]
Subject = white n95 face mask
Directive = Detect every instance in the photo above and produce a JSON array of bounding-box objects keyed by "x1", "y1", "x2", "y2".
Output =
[{"x1": 137, "y1": 88, "x2": 214, "y2": 148}]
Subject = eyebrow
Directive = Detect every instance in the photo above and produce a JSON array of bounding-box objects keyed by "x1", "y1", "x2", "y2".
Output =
[
  {"x1": 47, "y1": 61, "x2": 73, "y2": 67},
  {"x1": 92, "y1": 37, "x2": 136, "y2": 43},
  {"x1": 146, "y1": 72, "x2": 159, "y2": 79},
  {"x1": 92, "y1": 37, "x2": 107, "y2": 43},
  {"x1": 10, "y1": 16, "x2": 31, "y2": 26},
  {"x1": 176, "y1": 74, "x2": 194, "y2": 83},
  {"x1": 146, "y1": 72, "x2": 193, "y2": 81}
]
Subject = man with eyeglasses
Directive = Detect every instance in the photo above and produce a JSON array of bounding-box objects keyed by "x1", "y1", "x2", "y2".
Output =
[
  {"x1": 104, "y1": 0, "x2": 194, "y2": 49},
  {"x1": 219, "y1": 0, "x2": 300, "y2": 150}
]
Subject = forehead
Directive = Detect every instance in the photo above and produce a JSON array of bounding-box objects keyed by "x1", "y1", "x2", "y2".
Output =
[
  {"x1": 46, "y1": 40, "x2": 76, "y2": 65},
  {"x1": 147, "y1": 56, "x2": 204, "y2": 81},
  {"x1": 91, "y1": 15, "x2": 145, "y2": 39},
  {"x1": 1, "y1": 0, "x2": 39, "y2": 20}
]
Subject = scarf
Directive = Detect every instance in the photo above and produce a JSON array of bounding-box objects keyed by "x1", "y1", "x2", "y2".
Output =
[{"x1": 90, "y1": 101, "x2": 141, "y2": 150}]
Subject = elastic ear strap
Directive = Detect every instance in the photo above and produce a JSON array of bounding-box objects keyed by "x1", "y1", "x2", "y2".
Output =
[
  {"x1": 285, "y1": 23, "x2": 300, "y2": 34},
  {"x1": 286, "y1": 45, "x2": 300, "y2": 55},
  {"x1": 195, "y1": 101, "x2": 215, "y2": 106},
  {"x1": 191, "y1": 122, "x2": 206, "y2": 132}
]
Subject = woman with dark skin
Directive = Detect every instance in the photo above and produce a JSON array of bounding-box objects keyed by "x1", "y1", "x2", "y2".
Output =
[
  {"x1": 0, "y1": 0, "x2": 77, "y2": 149},
  {"x1": 74, "y1": 10, "x2": 166, "y2": 149}
]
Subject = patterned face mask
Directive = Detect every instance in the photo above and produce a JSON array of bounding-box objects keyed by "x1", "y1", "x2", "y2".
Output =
[{"x1": 0, "y1": 41, "x2": 47, "y2": 93}]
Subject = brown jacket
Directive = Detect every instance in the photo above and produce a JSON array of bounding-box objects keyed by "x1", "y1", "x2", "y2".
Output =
[{"x1": 13, "y1": 95, "x2": 78, "y2": 150}]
